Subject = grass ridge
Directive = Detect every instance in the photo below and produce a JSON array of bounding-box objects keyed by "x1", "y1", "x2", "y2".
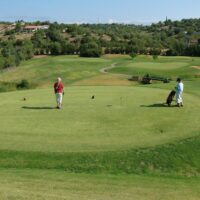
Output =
[{"x1": 1, "y1": 135, "x2": 200, "y2": 176}]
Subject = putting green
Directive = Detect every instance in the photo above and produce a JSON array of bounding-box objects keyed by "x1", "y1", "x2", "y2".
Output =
[{"x1": 0, "y1": 86, "x2": 199, "y2": 153}]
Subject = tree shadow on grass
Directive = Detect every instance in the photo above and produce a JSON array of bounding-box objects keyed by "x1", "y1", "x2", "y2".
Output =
[
  {"x1": 22, "y1": 106, "x2": 56, "y2": 110},
  {"x1": 140, "y1": 103, "x2": 177, "y2": 108}
]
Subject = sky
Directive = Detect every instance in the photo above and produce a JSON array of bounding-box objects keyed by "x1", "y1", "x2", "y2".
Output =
[{"x1": 0, "y1": 0, "x2": 200, "y2": 24}]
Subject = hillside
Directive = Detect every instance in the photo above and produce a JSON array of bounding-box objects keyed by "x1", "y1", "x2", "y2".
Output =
[{"x1": 1, "y1": 18, "x2": 200, "y2": 70}]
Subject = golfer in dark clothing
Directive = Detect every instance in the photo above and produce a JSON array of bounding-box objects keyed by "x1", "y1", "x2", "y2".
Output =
[{"x1": 54, "y1": 77, "x2": 64, "y2": 109}]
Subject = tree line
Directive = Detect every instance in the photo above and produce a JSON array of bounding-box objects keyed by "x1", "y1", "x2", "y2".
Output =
[{"x1": 1, "y1": 18, "x2": 200, "y2": 69}]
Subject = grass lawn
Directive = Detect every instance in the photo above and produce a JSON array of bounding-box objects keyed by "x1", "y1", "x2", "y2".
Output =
[
  {"x1": 1, "y1": 169, "x2": 200, "y2": 200},
  {"x1": 0, "y1": 86, "x2": 199, "y2": 152},
  {"x1": 110, "y1": 55, "x2": 200, "y2": 79},
  {"x1": 0, "y1": 55, "x2": 200, "y2": 199},
  {"x1": 0, "y1": 55, "x2": 112, "y2": 87}
]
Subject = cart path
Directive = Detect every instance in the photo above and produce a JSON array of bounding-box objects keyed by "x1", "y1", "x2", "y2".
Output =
[
  {"x1": 100, "y1": 63, "x2": 117, "y2": 74},
  {"x1": 100, "y1": 63, "x2": 130, "y2": 78}
]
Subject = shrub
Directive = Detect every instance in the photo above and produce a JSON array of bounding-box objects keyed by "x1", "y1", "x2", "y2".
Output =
[
  {"x1": 17, "y1": 79, "x2": 30, "y2": 89},
  {"x1": 153, "y1": 55, "x2": 158, "y2": 60},
  {"x1": 130, "y1": 52, "x2": 137, "y2": 59},
  {"x1": 3, "y1": 56, "x2": 16, "y2": 68}
]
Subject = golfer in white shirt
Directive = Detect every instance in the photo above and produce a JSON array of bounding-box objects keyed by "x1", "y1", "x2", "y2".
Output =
[{"x1": 175, "y1": 78, "x2": 184, "y2": 107}]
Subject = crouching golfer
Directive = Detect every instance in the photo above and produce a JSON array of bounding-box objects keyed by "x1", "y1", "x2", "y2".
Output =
[
  {"x1": 175, "y1": 78, "x2": 184, "y2": 107},
  {"x1": 54, "y1": 77, "x2": 64, "y2": 109}
]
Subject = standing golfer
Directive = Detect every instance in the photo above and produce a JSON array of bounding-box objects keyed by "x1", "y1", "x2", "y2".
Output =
[
  {"x1": 54, "y1": 77, "x2": 64, "y2": 109},
  {"x1": 175, "y1": 78, "x2": 184, "y2": 107}
]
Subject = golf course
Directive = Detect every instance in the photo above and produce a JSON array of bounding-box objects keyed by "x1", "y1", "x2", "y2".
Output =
[{"x1": 0, "y1": 55, "x2": 200, "y2": 199}]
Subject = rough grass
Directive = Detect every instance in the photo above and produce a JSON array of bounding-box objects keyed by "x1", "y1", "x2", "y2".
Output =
[
  {"x1": 1, "y1": 136, "x2": 200, "y2": 176},
  {"x1": 0, "y1": 81, "x2": 17, "y2": 92},
  {"x1": 0, "y1": 169, "x2": 200, "y2": 200}
]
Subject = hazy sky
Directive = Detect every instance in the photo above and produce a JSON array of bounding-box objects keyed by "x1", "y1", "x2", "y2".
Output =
[{"x1": 0, "y1": 0, "x2": 200, "y2": 24}]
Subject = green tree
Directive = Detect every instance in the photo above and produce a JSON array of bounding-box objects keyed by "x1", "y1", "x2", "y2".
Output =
[
  {"x1": 22, "y1": 40, "x2": 34, "y2": 60},
  {"x1": 3, "y1": 55, "x2": 16, "y2": 68},
  {"x1": 46, "y1": 25, "x2": 63, "y2": 42},
  {"x1": 31, "y1": 30, "x2": 46, "y2": 48},
  {"x1": 79, "y1": 36, "x2": 102, "y2": 57},
  {"x1": 49, "y1": 42, "x2": 62, "y2": 55},
  {"x1": 1, "y1": 42, "x2": 15, "y2": 57},
  {"x1": 61, "y1": 42, "x2": 76, "y2": 54},
  {"x1": 15, "y1": 21, "x2": 22, "y2": 32}
]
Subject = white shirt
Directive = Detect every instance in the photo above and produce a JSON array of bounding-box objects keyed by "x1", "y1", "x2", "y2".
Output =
[{"x1": 177, "y1": 82, "x2": 184, "y2": 93}]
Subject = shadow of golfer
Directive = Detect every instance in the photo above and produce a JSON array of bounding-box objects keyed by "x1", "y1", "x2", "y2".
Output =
[
  {"x1": 140, "y1": 103, "x2": 177, "y2": 108},
  {"x1": 22, "y1": 106, "x2": 56, "y2": 110}
]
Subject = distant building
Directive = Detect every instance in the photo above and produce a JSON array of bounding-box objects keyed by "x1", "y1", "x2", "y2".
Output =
[
  {"x1": 23, "y1": 25, "x2": 38, "y2": 32},
  {"x1": 23, "y1": 25, "x2": 49, "y2": 32},
  {"x1": 38, "y1": 25, "x2": 49, "y2": 30}
]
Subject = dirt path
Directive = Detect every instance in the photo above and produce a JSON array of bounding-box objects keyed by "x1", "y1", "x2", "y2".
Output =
[
  {"x1": 100, "y1": 63, "x2": 117, "y2": 74},
  {"x1": 100, "y1": 63, "x2": 130, "y2": 78}
]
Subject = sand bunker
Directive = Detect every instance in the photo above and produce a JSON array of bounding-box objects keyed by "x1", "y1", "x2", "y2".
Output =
[{"x1": 191, "y1": 66, "x2": 200, "y2": 70}]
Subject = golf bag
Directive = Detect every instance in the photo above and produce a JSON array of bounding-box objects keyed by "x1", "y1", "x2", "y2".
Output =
[{"x1": 166, "y1": 90, "x2": 176, "y2": 106}]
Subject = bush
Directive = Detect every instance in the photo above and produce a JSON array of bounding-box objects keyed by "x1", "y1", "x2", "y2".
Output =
[
  {"x1": 3, "y1": 56, "x2": 16, "y2": 68},
  {"x1": 130, "y1": 52, "x2": 137, "y2": 59},
  {"x1": 80, "y1": 48, "x2": 102, "y2": 57},
  {"x1": 17, "y1": 79, "x2": 30, "y2": 89},
  {"x1": 152, "y1": 55, "x2": 158, "y2": 60}
]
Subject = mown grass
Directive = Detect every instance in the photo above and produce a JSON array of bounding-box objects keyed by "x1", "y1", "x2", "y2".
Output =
[
  {"x1": 0, "y1": 85, "x2": 200, "y2": 178},
  {"x1": 0, "y1": 55, "x2": 112, "y2": 87},
  {"x1": 0, "y1": 136, "x2": 200, "y2": 176},
  {"x1": 0, "y1": 55, "x2": 200, "y2": 199},
  {"x1": 0, "y1": 86, "x2": 200, "y2": 152},
  {"x1": 0, "y1": 169, "x2": 200, "y2": 200},
  {"x1": 110, "y1": 55, "x2": 200, "y2": 80}
]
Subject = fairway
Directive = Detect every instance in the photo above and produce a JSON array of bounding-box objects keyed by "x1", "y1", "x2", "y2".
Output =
[
  {"x1": 110, "y1": 56, "x2": 200, "y2": 78},
  {"x1": 0, "y1": 56, "x2": 112, "y2": 86},
  {"x1": 0, "y1": 55, "x2": 200, "y2": 199}
]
